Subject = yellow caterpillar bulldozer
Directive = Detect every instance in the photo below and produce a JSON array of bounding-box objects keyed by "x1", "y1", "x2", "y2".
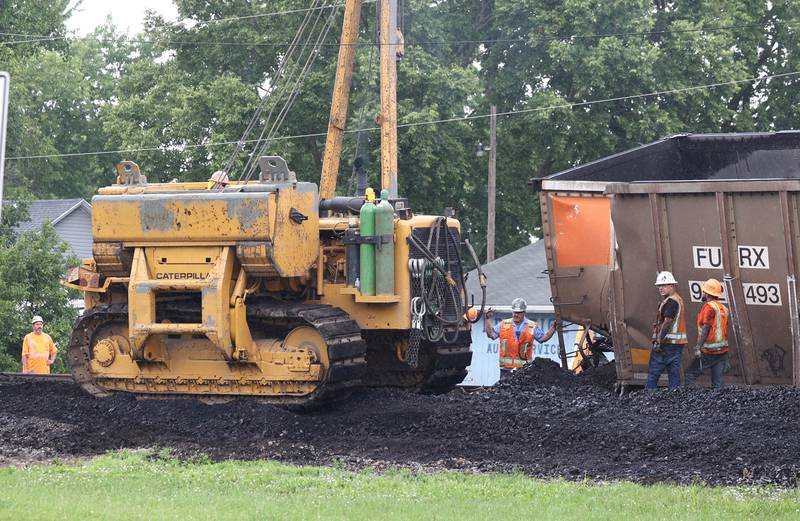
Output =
[{"x1": 64, "y1": 0, "x2": 480, "y2": 406}]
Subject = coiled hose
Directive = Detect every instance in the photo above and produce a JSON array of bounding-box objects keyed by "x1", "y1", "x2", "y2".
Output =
[{"x1": 406, "y1": 218, "x2": 486, "y2": 344}]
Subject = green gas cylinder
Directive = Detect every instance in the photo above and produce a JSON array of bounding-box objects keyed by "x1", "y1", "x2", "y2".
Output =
[
  {"x1": 375, "y1": 189, "x2": 395, "y2": 295},
  {"x1": 359, "y1": 188, "x2": 377, "y2": 296}
]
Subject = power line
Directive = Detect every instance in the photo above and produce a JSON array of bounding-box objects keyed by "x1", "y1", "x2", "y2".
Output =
[
  {"x1": 5, "y1": 132, "x2": 330, "y2": 160},
  {"x1": 2, "y1": 18, "x2": 795, "y2": 49},
  {"x1": 0, "y1": 1, "x2": 377, "y2": 47},
  {"x1": 183, "y1": 0, "x2": 374, "y2": 25},
  {"x1": 0, "y1": 35, "x2": 65, "y2": 46},
  {"x1": 405, "y1": 71, "x2": 800, "y2": 125},
  {"x1": 6, "y1": 71, "x2": 799, "y2": 161}
]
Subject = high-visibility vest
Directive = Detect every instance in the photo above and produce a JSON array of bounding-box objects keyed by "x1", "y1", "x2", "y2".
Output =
[
  {"x1": 22, "y1": 332, "x2": 55, "y2": 374},
  {"x1": 698, "y1": 300, "x2": 729, "y2": 354},
  {"x1": 498, "y1": 319, "x2": 537, "y2": 369},
  {"x1": 653, "y1": 294, "x2": 688, "y2": 345}
]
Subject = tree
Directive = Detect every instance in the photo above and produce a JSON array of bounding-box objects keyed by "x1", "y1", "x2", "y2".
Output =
[
  {"x1": 477, "y1": 0, "x2": 800, "y2": 254},
  {"x1": 99, "y1": 57, "x2": 261, "y2": 183},
  {"x1": 0, "y1": 192, "x2": 30, "y2": 246},
  {"x1": 0, "y1": 1, "x2": 111, "y2": 198},
  {"x1": 0, "y1": 0, "x2": 71, "y2": 62},
  {"x1": 8, "y1": 0, "x2": 800, "y2": 264},
  {"x1": 0, "y1": 224, "x2": 79, "y2": 372},
  {"x1": 134, "y1": 0, "x2": 486, "y2": 215}
]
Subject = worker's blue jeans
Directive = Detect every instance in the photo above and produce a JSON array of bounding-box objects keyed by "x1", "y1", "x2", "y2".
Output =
[
  {"x1": 684, "y1": 353, "x2": 728, "y2": 389},
  {"x1": 645, "y1": 344, "x2": 683, "y2": 389}
]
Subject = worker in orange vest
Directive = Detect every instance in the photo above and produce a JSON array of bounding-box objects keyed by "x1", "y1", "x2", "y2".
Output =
[
  {"x1": 21, "y1": 315, "x2": 58, "y2": 374},
  {"x1": 647, "y1": 271, "x2": 688, "y2": 389},
  {"x1": 685, "y1": 278, "x2": 730, "y2": 388},
  {"x1": 484, "y1": 298, "x2": 558, "y2": 378}
]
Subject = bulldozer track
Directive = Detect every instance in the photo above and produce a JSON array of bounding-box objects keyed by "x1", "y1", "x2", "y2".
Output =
[
  {"x1": 422, "y1": 339, "x2": 473, "y2": 393},
  {"x1": 68, "y1": 303, "x2": 126, "y2": 398},
  {"x1": 68, "y1": 299, "x2": 471, "y2": 406},
  {"x1": 68, "y1": 300, "x2": 368, "y2": 407},
  {"x1": 248, "y1": 299, "x2": 369, "y2": 406},
  {"x1": 0, "y1": 372, "x2": 75, "y2": 384}
]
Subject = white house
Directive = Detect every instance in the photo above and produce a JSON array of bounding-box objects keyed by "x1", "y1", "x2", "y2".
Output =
[{"x1": 10, "y1": 199, "x2": 93, "y2": 259}]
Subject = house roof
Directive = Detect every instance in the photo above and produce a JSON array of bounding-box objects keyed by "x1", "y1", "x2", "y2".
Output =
[
  {"x1": 7, "y1": 199, "x2": 92, "y2": 233},
  {"x1": 464, "y1": 240, "x2": 553, "y2": 311}
]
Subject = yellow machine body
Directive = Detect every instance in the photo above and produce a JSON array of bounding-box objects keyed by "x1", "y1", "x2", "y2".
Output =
[
  {"x1": 66, "y1": 170, "x2": 469, "y2": 403},
  {"x1": 65, "y1": 0, "x2": 474, "y2": 405}
]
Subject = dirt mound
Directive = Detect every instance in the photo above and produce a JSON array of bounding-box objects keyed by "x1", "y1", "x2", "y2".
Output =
[
  {"x1": 498, "y1": 358, "x2": 617, "y2": 391},
  {"x1": 2, "y1": 365, "x2": 799, "y2": 486},
  {"x1": 577, "y1": 360, "x2": 618, "y2": 389},
  {"x1": 499, "y1": 358, "x2": 582, "y2": 389}
]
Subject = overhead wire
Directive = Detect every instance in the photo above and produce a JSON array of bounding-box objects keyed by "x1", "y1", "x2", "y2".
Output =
[
  {"x1": 5, "y1": 5, "x2": 789, "y2": 170},
  {"x1": 223, "y1": 0, "x2": 324, "y2": 177},
  {"x1": 177, "y1": 0, "x2": 373, "y2": 25},
  {"x1": 240, "y1": 1, "x2": 342, "y2": 182},
  {"x1": 0, "y1": 1, "x2": 378, "y2": 47},
  {"x1": 1, "y1": 18, "x2": 796, "y2": 49},
  {"x1": 7, "y1": 70, "x2": 800, "y2": 162}
]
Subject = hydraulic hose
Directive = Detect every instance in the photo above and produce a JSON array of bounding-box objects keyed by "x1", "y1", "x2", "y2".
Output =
[
  {"x1": 407, "y1": 226, "x2": 464, "y2": 343},
  {"x1": 463, "y1": 239, "x2": 487, "y2": 323}
]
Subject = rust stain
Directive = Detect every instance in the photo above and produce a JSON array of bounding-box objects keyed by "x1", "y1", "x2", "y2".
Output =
[
  {"x1": 140, "y1": 200, "x2": 177, "y2": 231},
  {"x1": 226, "y1": 197, "x2": 266, "y2": 232}
]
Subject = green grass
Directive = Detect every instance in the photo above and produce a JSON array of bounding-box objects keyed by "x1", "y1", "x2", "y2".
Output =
[{"x1": 0, "y1": 451, "x2": 798, "y2": 521}]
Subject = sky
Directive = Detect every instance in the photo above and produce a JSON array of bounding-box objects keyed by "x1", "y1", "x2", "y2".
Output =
[{"x1": 66, "y1": 0, "x2": 179, "y2": 36}]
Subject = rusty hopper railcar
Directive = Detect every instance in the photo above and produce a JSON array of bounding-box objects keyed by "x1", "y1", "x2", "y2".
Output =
[{"x1": 533, "y1": 131, "x2": 800, "y2": 387}]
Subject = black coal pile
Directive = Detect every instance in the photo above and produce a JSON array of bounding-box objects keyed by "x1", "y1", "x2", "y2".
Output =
[
  {"x1": 499, "y1": 358, "x2": 583, "y2": 389},
  {"x1": 577, "y1": 360, "x2": 618, "y2": 389},
  {"x1": 2, "y1": 363, "x2": 799, "y2": 486},
  {"x1": 499, "y1": 358, "x2": 617, "y2": 390}
]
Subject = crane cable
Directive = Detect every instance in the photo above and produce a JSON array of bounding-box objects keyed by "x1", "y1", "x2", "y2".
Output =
[
  {"x1": 221, "y1": 0, "x2": 323, "y2": 177},
  {"x1": 242, "y1": 6, "x2": 340, "y2": 181},
  {"x1": 237, "y1": 0, "x2": 330, "y2": 178},
  {"x1": 239, "y1": 2, "x2": 341, "y2": 182}
]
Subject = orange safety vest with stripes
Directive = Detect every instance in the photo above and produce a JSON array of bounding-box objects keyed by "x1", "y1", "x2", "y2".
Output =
[
  {"x1": 653, "y1": 294, "x2": 688, "y2": 345},
  {"x1": 698, "y1": 300, "x2": 729, "y2": 355},
  {"x1": 22, "y1": 332, "x2": 57, "y2": 374},
  {"x1": 498, "y1": 319, "x2": 537, "y2": 369}
]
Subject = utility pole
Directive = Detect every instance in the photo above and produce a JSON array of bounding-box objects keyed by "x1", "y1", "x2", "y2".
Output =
[{"x1": 486, "y1": 105, "x2": 497, "y2": 263}]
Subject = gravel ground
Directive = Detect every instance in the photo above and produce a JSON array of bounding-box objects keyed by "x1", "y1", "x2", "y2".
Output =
[{"x1": 1, "y1": 359, "x2": 798, "y2": 486}]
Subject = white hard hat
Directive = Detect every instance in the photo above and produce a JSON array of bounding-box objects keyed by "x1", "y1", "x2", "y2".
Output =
[
  {"x1": 654, "y1": 271, "x2": 678, "y2": 286},
  {"x1": 511, "y1": 298, "x2": 527, "y2": 312},
  {"x1": 31, "y1": 315, "x2": 44, "y2": 325},
  {"x1": 209, "y1": 170, "x2": 229, "y2": 184}
]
